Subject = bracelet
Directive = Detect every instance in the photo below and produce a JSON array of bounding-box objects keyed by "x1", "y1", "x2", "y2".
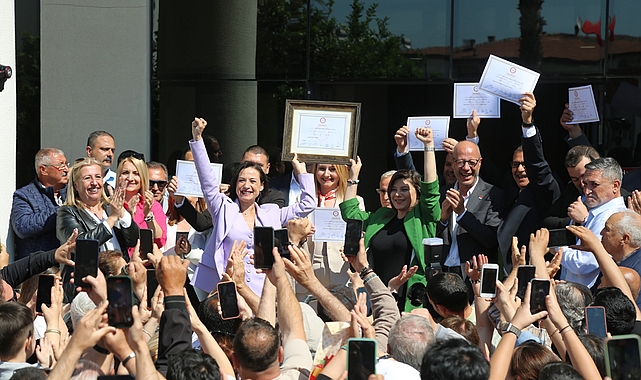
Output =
[
  {"x1": 121, "y1": 352, "x2": 136, "y2": 367},
  {"x1": 142, "y1": 329, "x2": 153, "y2": 339},
  {"x1": 470, "y1": 279, "x2": 480, "y2": 284},
  {"x1": 424, "y1": 146, "x2": 435, "y2": 152},
  {"x1": 93, "y1": 345, "x2": 110, "y2": 355},
  {"x1": 346, "y1": 179, "x2": 360, "y2": 186},
  {"x1": 359, "y1": 269, "x2": 374, "y2": 280},
  {"x1": 522, "y1": 120, "x2": 534, "y2": 128},
  {"x1": 548, "y1": 328, "x2": 559, "y2": 339},
  {"x1": 359, "y1": 265, "x2": 372, "y2": 277},
  {"x1": 44, "y1": 329, "x2": 61, "y2": 335},
  {"x1": 559, "y1": 325, "x2": 573, "y2": 335},
  {"x1": 341, "y1": 345, "x2": 348, "y2": 351},
  {"x1": 144, "y1": 214, "x2": 154, "y2": 222}
]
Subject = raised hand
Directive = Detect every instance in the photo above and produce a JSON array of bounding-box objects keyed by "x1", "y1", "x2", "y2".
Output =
[
  {"x1": 511, "y1": 237, "x2": 527, "y2": 269},
  {"x1": 394, "y1": 126, "x2": 410, "y2": 154},
  {"x1": 466, "y1": 110, "x2": 481, "y2": 138},
  {"x1": 110, "y1": 185, "x2": 127, "y2": 218},
  {"x1": 566, "y1": 225, "x2": 602, "y2": 253},
  {"x1": 560, "y1": 103, "x2": 575, "y2": 130},
  {"x1": 348, "y1": 156, "x2": 362, "y2": 181},
  {"x1": 444, "y1": 188, "x2": 465, "y2": 215},
  {"x1": 568, "y1": 196, "x2": 588, "y2": 224},
  {"x1": 291, "y1": 153, "x2": 307, "y2": 176},
  {"x1": 143, "y1": 190, "x2": 155, "y2": 217},
  {"x1": 388, "y1": 265, "x2": 418, "y2": 293},
  {"x1": 442, "y1": 137, "x2": 458, "y2": 154},
  {"x1": 55, "y1": 229, "x2": 78, "y2": 266},
  {"x1": 629, "y1": 190, "x2": 641, "y2": 215},
  {"x1": 519, "y1": 92, "x2": 536, "y2": 125},
  {"x1": 192, "y1": 117, "x2": 207, "y2": 141},
  {"x1": 415, "y1": 127, "x2": 433, "y2": 146}
]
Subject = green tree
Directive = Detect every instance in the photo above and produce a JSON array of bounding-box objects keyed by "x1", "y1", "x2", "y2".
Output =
[{"x1": 518, "y1": 0, "x2": 546, "y2": 68}]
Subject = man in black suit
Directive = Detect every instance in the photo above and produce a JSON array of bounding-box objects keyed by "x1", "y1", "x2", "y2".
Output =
[
  {"x1": 496, "y1": 93, "x2": 561, "y2": 273},
  {"x1": 438, "y1": 140, "x2": 506, "y2": 274}
]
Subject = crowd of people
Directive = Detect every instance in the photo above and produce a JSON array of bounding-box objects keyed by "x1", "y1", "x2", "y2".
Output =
[{"x1": 2, "y1": 92, "x2": 641, "y2": 380}]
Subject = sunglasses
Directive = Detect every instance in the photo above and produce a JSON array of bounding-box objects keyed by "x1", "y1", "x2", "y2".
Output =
[{"x1": 149, "y1": 180, "x2": 168, "y2": 190}]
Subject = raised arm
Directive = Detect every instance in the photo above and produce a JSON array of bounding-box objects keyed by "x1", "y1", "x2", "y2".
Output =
[
  {"x1": 190, "y1": 118, "x2": 228, "y2": 215},
  {"x1": 394, "y1": 126, "x2": 416, "y2": 171},
  {"x1": 416, "y1": 127, "x2": 437, "y2": 183},
  {"x1": 279, "y1": 154, "x2": 316, "y2": 223}
]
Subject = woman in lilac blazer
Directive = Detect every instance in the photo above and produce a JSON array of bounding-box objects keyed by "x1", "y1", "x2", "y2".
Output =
[{"x1": 189, "y1": 117, "x2": 316, "y2": 296}]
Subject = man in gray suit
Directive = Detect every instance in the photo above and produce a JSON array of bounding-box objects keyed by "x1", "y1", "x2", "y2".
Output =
[{"x1": 438, "y1": 140, "x2": 506, "y2": 275}]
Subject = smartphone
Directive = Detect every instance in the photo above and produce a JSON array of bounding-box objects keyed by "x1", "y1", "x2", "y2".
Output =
[
  {"x1": 356, "y1": 287, "x2": 372, "y2": 316},
  {"x1": 36, "y1": 275, "x2": 55, "y2": 313},
  {"x1": 480, "y1": 264, "x2": 499, "y2": 298},
  {"x1": 347, "y1": 338, "x2": 377, "y2": 380},
  {"x1": 585, "y1": 306, "x2": 607, "y2": 338},
  {"x1": 254, "y1": 226, "x2": 275, "y2": 270},
  {"x1": 274, "y1": 228, "x2": 291, "y2": 260},
  {"x1": 548, "y1": 228, "x2": 576, "y2": 247},
  {"x1": 74, "y1": 239, "x2": 100, "y2": 288},
  {"x1": 98, "y1": 376, "x2": 135, "y2": 380},
  {"x1": 605, "y1": 334, "x2": 641, "y2": 380},
  {"x1": 176, "y1": 231, "x2": 189, "y2": 244},
  {"x1": 530, "y1": 279, "x2": 550, "y2": 315},
  {"x1": 146, "y1": 269, "x2": 159, "y2": 308},
  {"x1": 217, "y1": 282, "x2": 240, "y2": 320},
  {"x1": 344, "y1": 219, "x2": 363, "y2": 257},
  {"x1": 107, "y1": 276, "x2": 134, "y2": 328},
  {"x1": 516, "y1": 265, "x2": 536, "y2": 300},
  {"x1": 139, "y1": 228, "x2": 154, "y2": 260}
]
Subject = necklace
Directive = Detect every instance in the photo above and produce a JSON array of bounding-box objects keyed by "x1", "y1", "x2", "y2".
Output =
[{"x1": 242, "y1": 205, "x2": 255, "y2": 216}]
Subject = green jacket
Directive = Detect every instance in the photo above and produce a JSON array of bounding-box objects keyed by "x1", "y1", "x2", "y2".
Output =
[{"x1": 339, "y1": 180, "x2": 441, "y2": 311}]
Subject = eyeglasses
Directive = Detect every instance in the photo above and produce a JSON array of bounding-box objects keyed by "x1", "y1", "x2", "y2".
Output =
[
  {"x1": 510, "y1": 161, "x2": 526, "y2": 169},
  {"x1": 375, "y1": 188, "x2": 388, "y2": 195},
  {"x1": 149, "y1": 180, "x2": 168, "y2": 190},
  {"x1": 43, "y1": 162, "x2": 70, "y2": 170},
  {"x1": 452, "y1": 159, "x2": 480, "y2": 168}
]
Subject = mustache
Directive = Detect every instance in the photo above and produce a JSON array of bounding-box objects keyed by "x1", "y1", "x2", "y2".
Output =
[{"x1": 103, "y1": 157, "x2": 112, "y2": 163}]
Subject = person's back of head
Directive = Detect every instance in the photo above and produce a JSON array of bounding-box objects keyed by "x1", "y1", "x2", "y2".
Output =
[
  {"x1": 197, "y1": 293, "x2": 241, "y2": 364},
  {"x1": 555, "y1": 282, "x2": 592, "y2": 333},
  {"x1": 592, "y1": 287, "x2": 636, "y2": 335},
  {"x1": 440, "y1": 316, "x2": 479, "y2": 346},
  {"x1": 8, "y1": 367, "x2": 47, "y2": 380},
  {"x1": 166, "y1": 349, "x2": 221, "y2": 380},
  {"x1": 0, "y1": 302, "x2": 35, "y2": 361},
  {"x1": 426, "y1": 273, "x2": 469, "y2": 315},
  {"x1": 538, "y1": 362, "x2": 584, "y2": 380},
  {"x1": 233, "y1": 318, "x2": 280, "y2": 373},
  {"x1": 317, "y1": 284, "x2": 357, "y2": 322},
  {"x1": 420, "y1": 339, "x2": 489, "y2": 380},
  {"x1": 565, "y1": 334, "x2": 605, "y2": 378},
  {"x1": 388, "y1": 314, "x2": 435, "y2": 371},
  {"x1": 70, "y1": 359, "x2": 104, "y2": 380},
  {"x1": 510, "y1": 341, "x2": 561, "y2": 380}
]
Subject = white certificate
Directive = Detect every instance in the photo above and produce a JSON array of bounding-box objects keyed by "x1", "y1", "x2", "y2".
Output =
[
  {"x1": 311, "y1": 208, "x2": 347, "y2": 242},
  {"x1": 478, "y1": 55, "x2": 540, "y2": 105},
  {"x1": 174, "y1": 160, "x2": 223, "y2": 198},
  {"x1": 567, "y1": 85, "x2": 600, "y2": 124},
  {"x1": 406, "y1": 116, "x2": 450, "y2": 152},
  {"x1": 290, "y1": 110, "x2": 352, "y2": 156},
  {"x1": 453, "y1": 83, "x2": 501, "y2": 118}
]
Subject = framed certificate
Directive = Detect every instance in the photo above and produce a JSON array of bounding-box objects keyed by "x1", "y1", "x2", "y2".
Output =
[
  {"x1": 174, "y1": 160, "x2": 223, "y2": 198},
  {"x1": 282, "y1": 99, "x2": 361, "y2": 164}
]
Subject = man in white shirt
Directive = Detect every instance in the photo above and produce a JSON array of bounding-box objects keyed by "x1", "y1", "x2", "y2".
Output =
[
  {"x1": 562, "y1": 157, "x2": 626, "y2": 287},
  {"x1": 86, "y1": 131, "x2": 117, "y2": 188}
]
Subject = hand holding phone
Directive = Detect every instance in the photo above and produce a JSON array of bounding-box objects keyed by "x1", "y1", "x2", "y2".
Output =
[
  {"x1": 140, "y1": 229, "x2": 154, "y2": 260},
  {"x1": 344, "y1": 219, "x2": 363, "y2": 257},
  {"x1": 516, "y1": 265, "x2": 536, "y2": 300},
  {"x1": 217, "y1": 282, "x2": 240, "y2": 320},
  {"x1": 606, "y1": 334, "x2": 641, "y2": 380},
  {"x1": 274, "y1": 228, "x2": 291, "y2": 260},
  {"x1": 36, "y1": 275, "x2": 55, "y2": 313},
  {"x1": 530, "y1": 279, "x2": 550, "y2": 315},
  {"x1": 254, "y1": 227, "x2": 275, "y2": 270},
  {"x1": 75, "y1": 239, "x2": 100, "y2": 288},
  {"x1": 347, "y1": 338, "x2": 377, "y2": 380},
  {"x1": 585, "y1": 306, "x2": 607, "y2": 338}
]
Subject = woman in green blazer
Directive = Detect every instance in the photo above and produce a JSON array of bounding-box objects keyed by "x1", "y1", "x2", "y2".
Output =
[{"x1": 339, "y1": 126, "x2": 440, "y2": 311}]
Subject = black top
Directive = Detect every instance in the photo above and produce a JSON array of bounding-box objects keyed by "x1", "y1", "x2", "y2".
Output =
[{"x1": 368, "y1": 216, "x2": 412, "y2": 288}]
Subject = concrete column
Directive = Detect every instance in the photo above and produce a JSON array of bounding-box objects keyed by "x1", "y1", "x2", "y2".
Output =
[
  {"x1": 0, "y1": 0, "x2": 17, "y2": 258},
  {"x1": 157, "y1": 1, "x2": 257, "y2": 167},
  {"x1": 40, "y1": 0, "x2": 151, "y2": 163}
]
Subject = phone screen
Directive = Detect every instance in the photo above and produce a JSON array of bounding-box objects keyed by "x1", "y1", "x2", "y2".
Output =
[
  {"x1": 516, "y1": 266, "x2": 536, "y2": 300},
  {"x1": 140, "y1": 229, "x2": 154, "y2": 260},
  {"x1": 75, "y1": 239, "x2": 100, "y2": 288},
  {"x1": 548, "y1": 228, "x2": 576, "y2": 247},
  {"x1": 36, "y1": 275, "x2": 55, "y2": 313},
  {"x1": 146, "y1": 269, "x2": 159, "y2": 307},
  {"x1": 530, "y1": 279, "x2": 550, "y2": 315},
  {"x1": 344, "y1": 219, "x2": 363, "y2": 256},
  {"x1": 254, "y1": 227, "x2": 275, "y2": 269},
  {"x1": 481, "y1": 267, "x2": 498, "y2": 297},
  {"x1": 217, "y1": 282, "x2": 240, "y2": 319},
  {"x1": 607, "y1": 336, "x2": 641, "y2": 380},
  {"x1": 107, "y1": 276, "x2": 133, "y2": 328},
  {"x1": 586, "y1": 306, "x2": 607, "y2": 338},
  {"x1": 348, "y1": 339, "x2": 377, "y2": 380},
  {"x1": 274, "y1": 229, "x2": 290, "y2": 260}
]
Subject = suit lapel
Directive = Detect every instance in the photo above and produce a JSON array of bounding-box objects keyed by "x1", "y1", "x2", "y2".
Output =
[{"x1": 464, "y1": 179, "x2": 487, "y2": 214}]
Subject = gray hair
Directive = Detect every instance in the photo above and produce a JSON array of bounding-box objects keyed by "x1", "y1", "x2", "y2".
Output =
[
  {"x1": 380, "y1": 170, "x2": 396, "y2": 182},
  {"x1": 555, "y1": 282, "x2": 593, "y2": 333},
  {"x1": 584, "y1": 157, "x2": 623, "y2": 183},
  {"x1": 388, "y1": 314, "x2": 435, "y2": 371},
  {"x1": 35, "y1": 148, "x2": 65, "y2": 172},
  {"x1": 147, "y1": 161, "x2": 168, "y2": 180},
  {"x1": 612, "y1": 210, "x2": 641, "y2": 247}
]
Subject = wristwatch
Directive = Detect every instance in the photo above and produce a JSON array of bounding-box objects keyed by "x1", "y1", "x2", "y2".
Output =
[
  {"x1": 144, "y1": 214, "x2": 154, "y2": 222},
  {"x1": 499, "y1": 322, "x2": 522, "y2": 338}
]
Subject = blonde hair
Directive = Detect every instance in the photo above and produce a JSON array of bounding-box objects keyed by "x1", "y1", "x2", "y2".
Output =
[
  {"x1": 117, "y1": 156, "x2": 149, "y2": 198},
  {"x1": 65, "y1": 158, "x2": 109, "y2": 208},
  {"x1": 312, "y1": 163, "x2": 349, "y2": 203}
]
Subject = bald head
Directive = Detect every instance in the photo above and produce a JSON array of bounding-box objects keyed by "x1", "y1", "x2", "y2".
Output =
[
  {"x1": 451, "y1": 140, "x2": 482, "y2": 194},
  {"x1": 599, "y1": 266, "x2": 641, "y2": 300}
]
